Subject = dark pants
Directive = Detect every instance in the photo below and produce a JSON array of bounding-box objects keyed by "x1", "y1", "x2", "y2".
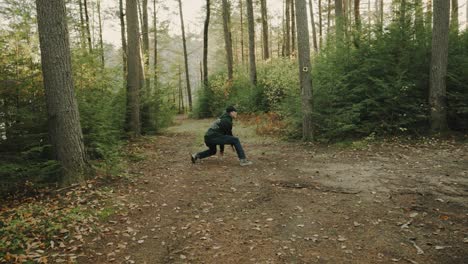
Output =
[{"x1": 197, "y1": 135, "x2": 246, "y2": 160}]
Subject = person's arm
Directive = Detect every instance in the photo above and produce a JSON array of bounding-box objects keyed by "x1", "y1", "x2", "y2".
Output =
[{"x1": 219, "y1": 119, "x2": 233, "y2": 136}]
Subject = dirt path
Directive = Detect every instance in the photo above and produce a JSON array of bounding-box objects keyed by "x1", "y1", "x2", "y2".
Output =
[{"x1": 80, "y1": 117, "x2": 468, "y2": 264}]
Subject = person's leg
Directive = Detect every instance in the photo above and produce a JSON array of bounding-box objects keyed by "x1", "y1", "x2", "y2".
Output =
[
  {"x1": 211, "y1": 136, "x2": 246, "y2": 160},
  {"x1": 196, "y1": 142, "x2": 217, "y2": 159}
]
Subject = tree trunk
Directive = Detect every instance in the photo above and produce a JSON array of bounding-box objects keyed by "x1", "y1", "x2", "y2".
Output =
[
  {"x1": 425, "y1": 0, "x2": 432, "y2": 32},
  {"x1": 78, "y1": 0, "x2": 86, "y2": 50},
  {"x1": 177, "y1": 0, "x2": 192, "y2": 111},
  {"x1": 286, "y1": 0, "x2": 291, "y2": 56},
  {"x1": 295, "y1": 0, "x2": 314, "y2": 140},
  {"x1": 327, "y1": 0, "x2": 331, "y2": 36},
  {"x1": 203, "y1": 0, "x2": 210, "y2": 88},
  {"x1": 97, "y1": 0, "x2": 104, "y2": 68},
  {"x1": 335, "y1": 0, "x2": 344, "y2": 44},
  {"x1": 429, "y1": 0, "x2": 450, "y2": 133},
  {"x1": 83, "y1": 0, "x2": 92, "y2": 52},
  {"x1": 260, "y1": 0, "x2": 270, "y2": 59},
  {"x1": 318, "y1": 0, "x2": 322, "y2": 49},
  {"x1": 309, "y1": 0, "x2": 318, "y2": 52},
  {"x1": 119, "y1": 0, "x2": 127, "y2": 82},
  {"x1": 126, "y1": 0, "x2": 142, "y2": 136},
  {"x1": 246, "y1": 0, "x2": 257, "y2": 85},
  {"x1": 36, "y1": 0, "x2": 89, "y2": 185},
  {"x1": 291, "y1": 0, "x2": 296, "y2": 54},
  {"x1": 153, "y1": 0, "x2": 158, "y2": 90},
  {"x1": 354, "y1": 0, "x2": 361, "y2": 30},
  {"x1": 239, "y1": 0, "x2": 245, "y2": 64},
  {"x1": 415, "y1": 0, "x2": 424, "y2": 43},
  {"x1": 141, "y1": 0, "x2": 151, "y2": 132},
  {"x1": 450, "y1": 0, "x2": 458, "y2": 34},
  {"x1": 222, "y1": 0, "x2": 234, "y2": 81}
]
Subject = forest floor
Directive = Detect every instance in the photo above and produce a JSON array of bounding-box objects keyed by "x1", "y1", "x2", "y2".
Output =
[
  {"x1": 2, "y1": 116, "x2": 467, "y2": 264},
  {"x1": 77, "y1": 116, "x2": 468, "y2": 264}
]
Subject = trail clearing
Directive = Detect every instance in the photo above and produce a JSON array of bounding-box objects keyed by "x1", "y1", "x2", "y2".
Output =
[{"x1": 77, "y1": 117, "x2": 468, "y2": 264}]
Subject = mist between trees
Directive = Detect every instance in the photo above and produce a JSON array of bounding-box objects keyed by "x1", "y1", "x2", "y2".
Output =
[{"x1": 0, "y1": 0, "x2": 467, "y2": 193}]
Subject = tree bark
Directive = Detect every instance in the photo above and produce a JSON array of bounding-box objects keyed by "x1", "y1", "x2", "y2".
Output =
[
  {"x1": 318, "y1": 0, "x2": 322, "y2": 49},
  {"x1": 239, "y1": 0, "x2": 245, "y2": 64},
  {"x1": 141, "y1": 0, "x2": 151, "y2": 132},
  {"x1": 285, "y1": 0, "x2": 291, "y2": 56},
  {"x1": 126, "y1": 0, "x2": 142, "y2": 136},
  {"x1": 309, "y1": 0, "x2": 318, "y2": 52},
  {"x1": 429, "y1": 0, "x2": 450, "y2": 133},
  {"x1": 291, "y1": 0, "x2": 296, "y2": 54},
  {"x1": 295, "y1": 0, "x2": 314, "y2": 140},
  {"x1": 83, "y1": 0, "x2": 92, "y2": 52},
  {"x1": 119, "y1": 0, "x2": 127, "y2": 82},
  {"x1": 78, "y1": 0, "x2": 86, "y2": 50},
  {"x1": 36, "y1": 0, "x2": 89, "y2": 185},
  {"x1": 203, "y1": 0, "x2": 210, "y2": 88},
  {"x1": 178, "y1": 0, "x2": 192, "y2": 111},
  {"x1": 335, "y1": 0, "x2": 344, "y2": 44},
  {"x1": 450, "y1": 0, "x2": 458, "y2": 34},
  {"x1": 246, "y1": 0, "x2": 257, "y2": 85},
  {"x1": 97, "y1": 0, "x2": 104, "y2": 68},
  {"x1": 260, "y1": 0, "x2": 270, "y2": 59},
  {"x1": 153, "y1": 0, "x2": 158, "y2": 90},
  {"x1": 222, "y1": 0, "x2": 234, "y2": 80}
]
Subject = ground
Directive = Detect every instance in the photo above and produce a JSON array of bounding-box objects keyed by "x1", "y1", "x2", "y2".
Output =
[{"x1": 7, "y1": 116, "x2": 466, "y2": 264}]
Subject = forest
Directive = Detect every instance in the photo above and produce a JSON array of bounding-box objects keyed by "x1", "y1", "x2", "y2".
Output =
[{"x1": 0, "y1": 0, "x2": 467, "y2": 263}]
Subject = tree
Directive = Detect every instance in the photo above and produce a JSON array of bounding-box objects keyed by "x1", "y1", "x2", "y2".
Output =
[
  {"x1": 203, "y1": 0, "x2": 210, "y2": 87},
  {"x1": 35, "y1": 0, "x2": 89, "y2": 185},
  {"x1": 153, "y1": 0, "x2": 158, "y2": 89},
  {"x1": 450, "y1": 0, "x2": 458, "y2": 34},
  {"x1": 119, "y1": 0, "x2": 127, "y2": 82},
  {"x1": 260, "y1": 0, "x2": 270, "y2": 59},
  {"x1": 318, "y1": 0, "x2": 322, "y2": 48},
  {"x1": 294, "y1": 0, "x2": 314, "y2": 140},
  {"x1": 97, "y1": 0, "x2": 104, "y2": 68},
  {"x1": 429, "y1": 0, "x2": 450, "y2": 133},
  {"x1": 177, "y1": 0, "x2": 192, "y2": 111},
  {"x1": 309, "y1": 0, "x2": 318, "y2": 52},
  {"x1": 239, "y1": 0, "x2": 245, "y2": 64},
  {"x1": 335, "y1": 0, "x2": 344, "y2": 44},
  {"x1": 141, "y1": 0, "x2": 152, "y2": 132},
  {"x1": 126, "y1": 0, "x2": 142, "y2": 136},
  {"x1": 83, "y1": 0, "x2": 92, "y2": 52},
  {"x1": 291, "y1": 0, "x2": 296, "y2": 54},
  {"x1": 222, "y1": 0, "x2": 234, "y2": 81},
  {"x1": 246, "y1": 0, "x2": 257, "y2": 85},
  {"x1": 285, "y1": 0, "x2": 291, "y2": 56}
]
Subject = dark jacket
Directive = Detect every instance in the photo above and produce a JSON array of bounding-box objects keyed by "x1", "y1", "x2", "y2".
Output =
[{"x1": 204, "y1": 113, "x2": 233, "y2": 140}]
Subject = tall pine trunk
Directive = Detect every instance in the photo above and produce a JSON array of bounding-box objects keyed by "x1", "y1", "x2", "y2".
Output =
[
  {"x1": 318, "y1": 0, "x2": 322, "y2": 49},
  {"x1": 97, "y1": 0, "x2": 104, "y2": 68},
  {"x1": 36, "y1": 0, "x2": 89, "y2": 185},
  {"x1": 429, "y1": 0, "x2": 450, "y2": 133},
  {"x1": 285, "y1": 0, "x2": 291, "y2": 56},
  {"x1": 246, "y1": 0, "x2": 257, "y2": 85},
  {"x1": 291, "y1": 0, "x2": 296, "y2": 54},
  {"x1": 203, "y1": 0, "x2": 210, "y2": 88},
  {"x1": 260, "y1": 0, "x2": 270, "y2": 59},
  {"x1": 222, "y1": 0, "x2": 234, "y2": 81},
  {"x1": 335, "y1": 0, "x2": 344, "y2": 44},
  {"x1": 78, "y1": 0, "x2": 86, "y2": 50},
  {"x1": 450, "y1": 0, "x2": 458, "y2": 34},
  {"x1": 309, "y1": 0, "x2": 318, "y2": 52},
  {"x1": 126, "y1": 0, "x2": 142, "y2": 136},
  {"x1": 141, "y1": 0, "x2": 152, "y2": 132},
  {"x1": 295, "y1": 0, "x2": 314, "y2": 140},
  {"x1": 153, "y1": 0, "x2": 158, "y2": 90},
  {"x1": 83, "y1": 0, "x2": 92, "y2": 52},
  {"x1": 119, "y1": 0, "x2": 127, "y2": 82},
  {"x1": 177, "y1": 0, "x2": 192, "y2": 111},
  {"x1": 239, "y1": 0, "x2": 245, "y2": 64}
]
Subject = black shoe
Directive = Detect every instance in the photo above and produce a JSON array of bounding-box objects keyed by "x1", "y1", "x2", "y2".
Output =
[{"x1": 190, "y1": 153, "x2": 198, "y2": 164}]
